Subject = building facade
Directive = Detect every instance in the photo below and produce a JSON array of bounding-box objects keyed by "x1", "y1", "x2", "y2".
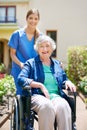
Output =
[
  {"x1": 0, "y1": 0, "x2": 29, "y2": 71},
  {"x1": 0, "y1": 0, "x2": 87, "y2": 72}
]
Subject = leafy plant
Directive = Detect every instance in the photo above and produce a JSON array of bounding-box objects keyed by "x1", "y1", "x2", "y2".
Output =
[
  {"x1": 67, "y1": 46, "x2": 87, "y2": 86},
  {"x1": 0, "y1": 75, "x2": 16, "y2": 103},
  {"x1": 78, "y1": 76, "x2": 87, "y2": 95},
  {"x1": 0, "y1": 63, "x2": 6, "y2": 73}
]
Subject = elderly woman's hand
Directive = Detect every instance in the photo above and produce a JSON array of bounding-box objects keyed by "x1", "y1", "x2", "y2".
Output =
[
  {"x1": 65, "y1": 80, "x2": 76, "y2": 92},
  {"x1": 39, "y1": 83, "x2": 50, "y2": 99},
  {"x1": 30, "y1": 81, "x2": 50, "y2": 99}
]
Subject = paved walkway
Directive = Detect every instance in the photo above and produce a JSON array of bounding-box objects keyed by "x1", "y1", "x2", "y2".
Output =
[
  {"x1": 1, "y1": 96, "x2": 87, "y2": 130},
  {"x1": 76, "y1": 96, "x2": 87, "y2": 130}
]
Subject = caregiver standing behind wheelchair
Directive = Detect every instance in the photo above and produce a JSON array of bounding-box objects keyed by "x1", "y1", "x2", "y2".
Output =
[
  {"x1": 8, "y1": 9, "x2": 40, "y2": 95},
  {"x1": 18, "y1": 35, "x2": 76, "y2": 130}
]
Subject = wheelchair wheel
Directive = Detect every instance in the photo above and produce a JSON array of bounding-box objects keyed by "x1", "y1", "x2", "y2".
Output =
[
  {"x1": 10, "y1": 97, "x2": 19, "y2": 130},
  {"x1": 10, "y1": 96, "x2": 24, "y2": 130}
]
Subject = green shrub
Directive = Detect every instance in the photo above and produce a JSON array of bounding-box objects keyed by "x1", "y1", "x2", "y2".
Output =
[
  {"x1": 0, "y1": 75, "x2": 16, "y2": 103},
  {"x1": 78, "y1": 76, "x2": 87, "y2": 95},
  {"x1": 67, "y1": 46, "x2": 87, "y2": 90},
  {"x1": 0, "y1": 63, "x2": 6, "y2": 73}
]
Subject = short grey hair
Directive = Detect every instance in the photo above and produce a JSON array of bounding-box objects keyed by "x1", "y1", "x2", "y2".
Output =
[{"x1": 34, "y1": 35, "x2": 56, "y2": 51}]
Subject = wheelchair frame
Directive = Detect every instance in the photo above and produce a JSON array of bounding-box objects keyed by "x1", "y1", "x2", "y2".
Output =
[
  {"x1": 10, "y1": 96, "x2": 24, "y2": 130},
  {"x1": 10, "y1": 87, "x2": 77, "y2": 130}
]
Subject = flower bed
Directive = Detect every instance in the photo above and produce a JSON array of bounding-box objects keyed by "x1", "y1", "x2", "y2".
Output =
[{"x1": 0, "y1": 73, "x2": 5, "y2": 79}]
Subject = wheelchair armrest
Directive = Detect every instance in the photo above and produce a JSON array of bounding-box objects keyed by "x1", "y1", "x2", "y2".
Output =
[
  {"x1": 23, "y1": 85, "x2": 31, "y2": 90},
  {"x1": 67, "y1": 89, "x2": 77, "y2": 97},
  {"x1": 62, "y1": 84, "x2": 77, "y2": 98},
  {"x1": 23, "y1": 86, "x2": 32, "y2": 96},
  {"x1": 62, "y1": 89, "x2": 77, "y2": 123}
]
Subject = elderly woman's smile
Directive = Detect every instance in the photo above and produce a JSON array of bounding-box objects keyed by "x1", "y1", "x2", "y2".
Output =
[
  {"x1": 34, "y1": 35, "x2": 56, "y2": 63},
  {"x1": 38, "y1": 42, "x2": 53, "y2": 59}
]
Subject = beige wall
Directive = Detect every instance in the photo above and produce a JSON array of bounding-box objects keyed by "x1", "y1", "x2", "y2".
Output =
[
  {"x1": 29, "y1": 0, "x2": 87, "y2": 66},
  {"x1": 16, "y1": 3, "x2": 30, "y2": 27}
]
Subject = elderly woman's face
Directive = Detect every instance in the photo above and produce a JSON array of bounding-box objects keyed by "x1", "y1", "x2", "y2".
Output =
[{"x1": 38, "y1": 41, "x2": 53, "y2": 59}]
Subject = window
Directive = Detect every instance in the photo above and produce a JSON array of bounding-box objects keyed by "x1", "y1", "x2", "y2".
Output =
[
  {"x1": 46, "y1": 30, "x2": 57, "y2": 57},
  {"x1": 0, "y1": 6, "x2": 16, "y2": 23}
]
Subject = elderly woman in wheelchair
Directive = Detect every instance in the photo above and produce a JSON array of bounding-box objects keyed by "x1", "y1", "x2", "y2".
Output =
[{"x1": 17, "y1": 35, "x2": 76, "y2": 130}]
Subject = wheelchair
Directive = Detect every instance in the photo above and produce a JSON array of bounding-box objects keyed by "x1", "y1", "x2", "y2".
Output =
[{"x1": 10, "y1": 86, "x2": 77, "y2": 130}]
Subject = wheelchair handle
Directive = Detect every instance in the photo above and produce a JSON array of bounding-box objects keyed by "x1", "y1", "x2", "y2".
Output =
[
  {"x1": 23, "y1": 86, "x2": 32, "y2": 96},
  {"x1": 23, "y1": 85, "x2": 31, "y2": 90}
]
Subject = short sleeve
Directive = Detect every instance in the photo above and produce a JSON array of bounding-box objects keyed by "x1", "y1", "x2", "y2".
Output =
[{"x1": 8, "y1": 30, "x2": 19, "y2": 50}]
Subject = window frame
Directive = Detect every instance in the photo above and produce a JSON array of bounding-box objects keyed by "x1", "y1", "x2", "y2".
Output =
[
  {"x1": 46, "y1": 30, "x2": 57, "y2": 57},
  {"x1": 0, "y1": 6, "x2": 16, "y2": 23}
]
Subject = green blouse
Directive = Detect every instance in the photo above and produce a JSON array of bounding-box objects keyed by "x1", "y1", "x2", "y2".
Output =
[{"x1": 43, "y1": 64, "x2": 60, "y2": 100}]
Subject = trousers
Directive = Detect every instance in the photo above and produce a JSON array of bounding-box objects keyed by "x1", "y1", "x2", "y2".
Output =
[{"x1": 31, "y1": 94, "x2": 72, "y2": 130}]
